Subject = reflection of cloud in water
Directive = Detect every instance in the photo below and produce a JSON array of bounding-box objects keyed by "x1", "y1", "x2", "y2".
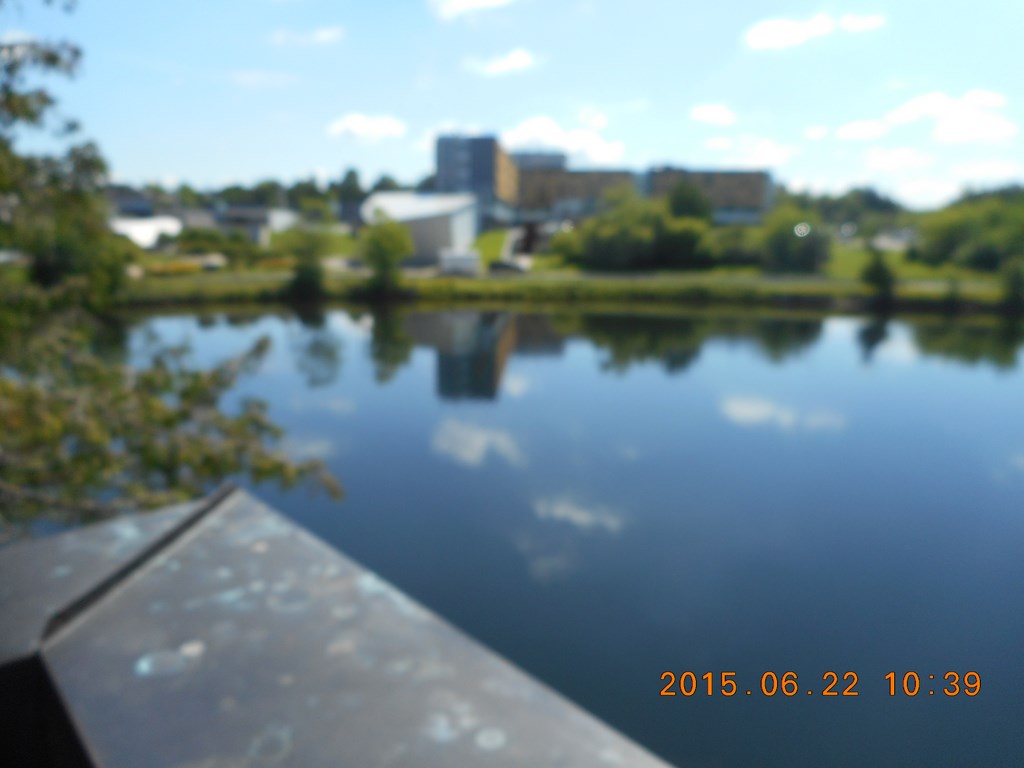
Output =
[
  {"x1": 515, "y1": 535, "x2": 577, "y2": 582},
  {"x1": 288, "y1": 395, "x2": 357, "y2": 416},
  {"x1": 533, "y1": 497, "x2": 624, "y2": 533},
  {"x1": 720, "y1": 397, "x2": 846, "y2": 432},
  {"x1": 618, "y1": 445, "x2": 641, "y2": 462},
  {"x1": 325, "y1": 397, "x2": 356, "y2": 415},
  {"x1": 431, "y1": 419, "x2": 525, "y2": 468},
  {"x1": 875, "y1": 333, "x2": 920, "y2": 365},
  {"x1": 281, "y1": 437, "x2": 335, "y2": 461},
  {"x1": 503, "y1": 373, "x2": 532, "y2": 398}
]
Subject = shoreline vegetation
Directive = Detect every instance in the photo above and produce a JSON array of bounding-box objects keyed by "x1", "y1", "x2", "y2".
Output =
[{"x1": 107, "y1": 269, "x2": 1010, "y2": 316}]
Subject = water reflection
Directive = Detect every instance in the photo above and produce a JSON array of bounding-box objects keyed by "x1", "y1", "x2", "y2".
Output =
[
  {"x1": 117, "y1": 305, "x2": 1024, "y2": 768},
  {"x1": 359, "y1": 310, "x2": 1024, "y2": 396}
]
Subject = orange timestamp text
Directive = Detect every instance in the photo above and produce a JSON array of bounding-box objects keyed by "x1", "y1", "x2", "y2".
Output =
[{"x1": 659, "y1": 671, "x2": 981, "y2": 698}]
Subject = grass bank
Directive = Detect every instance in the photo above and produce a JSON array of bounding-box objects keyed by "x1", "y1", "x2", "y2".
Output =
[{"x1": 116, "y1": 266, "x2": 1011, "y2": 315}]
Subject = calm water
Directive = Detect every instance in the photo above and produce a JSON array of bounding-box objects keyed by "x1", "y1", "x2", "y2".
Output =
[{"x1": 128, "y1": 307, "x2": 1024, "y2": 767}]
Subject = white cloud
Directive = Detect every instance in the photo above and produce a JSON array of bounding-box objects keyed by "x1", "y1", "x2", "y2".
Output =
[
  {"x1": 578, "y1": 106, "x2": 608, "y2": 131},
  {"x1": 885, "y1": 90, "x2": 1018, "y2": 144},
  {"x1": 745, "y1": 12, "x2": 885, "y2": 50},
  {"x1": 952, "y1": 159, "x2": 1023, "y2": 182},
  {"x1": 430, "y1": 0, "x2": 517, "y2": 21},
  {"x1": 0, "y1": 29, "x2": 34, "y2": 44},
  {"x1": 838, "y1": 14, "x2": 887, "y2": 32},
  {"x1": 416, "y1": 120, "x2": 483, "y2": 153},
  {"x1": 893, "y1": 177, "x2": 961, "y2": 210},
  {"x1": 804, "y1": 125, "x2": 829, "y2": 141},
  {"x1": 835, "y1": 119, "x2": 890, "y2": 141},
  {"x1": 1011, "y1": 454, "x2": 1024, "y2": 472},
  {"x1": 705, "y1": 137, "x2": 734, "y2": 151},
  {"x1": 691, "y1": 103, "x2": 737, "y2": 127},
  {"x1": 327, "y1": 113, "x2": 407, "y2": 141},
  {"x1": 432, "y1": 419, "x2": 525, "y2": 468},
  {"x1": 864, "y1": 147, "x2": 934, "y2": 172},
  {"x1": 270, "y1": 26, "x2": 344, "y2": 46},
  {"x1": 532, "y1": 497, "x2": 624, "y2": 534},
  {"x1": 720, "y1": 135, "x2": 798, "y2": 168},
  {"x1": 720, "y1": 397, "x2": 846, "y2": 432},
  {"x1": 229, "y1": 70, "x2": 297, "y2": 87},
  {"x1": 745, "y1": 13, "x2": 836, "y2": 50},
  {"x1": 501, "y1": 115, "x2": 625, "y2": 165},
  {"x1": 464, "y1": 47, "x2": 536, "y2": 76}
]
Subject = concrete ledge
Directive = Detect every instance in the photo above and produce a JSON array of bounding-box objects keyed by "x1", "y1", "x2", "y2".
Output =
[{"x1": 1, "y1": 488, "x2": 673, "y2": 767}]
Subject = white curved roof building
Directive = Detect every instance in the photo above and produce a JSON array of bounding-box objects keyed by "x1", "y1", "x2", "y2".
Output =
[{"x1": 361, "y1": 192, "x2": 478, "y2": 265}]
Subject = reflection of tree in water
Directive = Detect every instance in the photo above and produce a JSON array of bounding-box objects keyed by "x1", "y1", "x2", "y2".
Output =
[
  {"x1": 369, "y1": 308, "x2": 414, "y2": 384},
  {"x1": 858, "y1": 315, "x2": 890, "y2": 364},
  {"x1": 563, "y1": 313, "x2": 824, "y2": 374},
  {"x1": 289, "y1": 307, "x2": 343, "y2": 388},
  {"x1": 574, "y1": 315, "x2": 706, "y2": 374},
  {"x1": 750, "y1": 319, "x2": 823, "y2": 363},
  {"x1": 910, "y1": 317, "x2": 1024, "y2": 369}
]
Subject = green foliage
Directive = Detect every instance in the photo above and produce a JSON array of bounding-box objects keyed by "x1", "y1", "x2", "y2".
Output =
[
  {"x1": 1003, "y1": 257, "x2": 1024, "y2": 313},
  {"x1": 176, "y1": 227, "x2": 259, "y2": 268},
  {"x1": 370, "y1": 174, "x2": 402, "y2": 193},
  {"x1": 359, "y1": 215, "x2": 413, "y2": 293},
  {"x1": 653, "y1": 217, "x2": 712, "y2": 269},
  {"x1": 283, "y1": 228, "x2": 332, "y2": 302},
  {"x1": 0, "y1": 296, "x2": 341, "y2": 528},
  {"x1": 760, "y1": 207, "x2": 829, "y2": 273},
  {"x1": 779, "y1": 186, "x2": 903, "y2": 227},
  {"x1": 668, "y1": 180, "x2": 713, "y2": 222},
  {"x1": 474, "y1": 228, "x2": 507, "y2": 267},
  {"x1": 918, "y1": 195, "x2": 1024, "y2": 271},
  {"x1": 549, "y1": 228, "x2": 583, "y2": 263},
  {"x1": 333, "y1": 169, "x2": 365, "y2": 204},
  {"x1": 861, "y1": 249, "x2": 896, "y2": 305}
]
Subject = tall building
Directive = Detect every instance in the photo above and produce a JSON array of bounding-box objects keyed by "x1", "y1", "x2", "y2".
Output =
[
  {"x1": 649, "y1": 168, "x2": 775, "y2": 225},
  {"x1": 517, "y1": 169, "x2": 637, "y2": 221},
  {"x1": 435, "y1": 136, "x2": 519, "y2": 226},
  {"x1": 510, "y1": 152, "x2": 567, "y2": 172}
]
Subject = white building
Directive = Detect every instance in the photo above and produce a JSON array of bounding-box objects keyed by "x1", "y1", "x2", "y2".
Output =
[
  {"x1": 360, "y1": 192, "x2": 478, "y2": 268},
  {"x1": 110, "y1": 216, "x2": 183, "y2": 250}
]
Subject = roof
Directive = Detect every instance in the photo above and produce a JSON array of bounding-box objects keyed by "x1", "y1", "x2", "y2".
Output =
[
  {"x1": 361, "y1": 192, "x2": 476, "y2": 223},
  {"x1": 110, "y1": 215, "x2": 183, "y2": 249}
]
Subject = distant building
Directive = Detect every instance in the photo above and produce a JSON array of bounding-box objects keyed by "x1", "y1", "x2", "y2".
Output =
[
  {"x1": 510, "y1": 152, "x2": 567, "y2": 172},
  {"x1": 106, "y1": 185, "x2": 154, "y2": 218},
  {"x1": 215, "y1": 206, "x2": 299, "y2": 247},
  {"x1": 360, "y1": 192, "x2": 478, "y2": 266},
  {"x1": 648, "y1": 168, "x2": 774, "y2": 225},
  {"x1": 110, "y1": 216, "x2": 183, "y2": 250},
  {"x1": 435, "y1": 136, "x2": 519, "y2": 226},
  {"x1": 517, "y1": 169, "x2": 637, "y2": 222}
]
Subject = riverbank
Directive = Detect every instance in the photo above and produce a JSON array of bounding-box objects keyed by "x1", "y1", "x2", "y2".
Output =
[{"x1": 115, "y1": 269, "x2": 1012, "y2": 316}]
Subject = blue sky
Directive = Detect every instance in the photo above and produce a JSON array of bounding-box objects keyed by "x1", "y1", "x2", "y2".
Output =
[{"x1": 5, "y1": 0, "x2": 1022, "y2": 208}]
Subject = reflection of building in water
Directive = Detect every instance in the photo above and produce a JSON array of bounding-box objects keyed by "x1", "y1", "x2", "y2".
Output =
[
  {"x1": 404, "y1": 312, "x2": 517, "y2": 400},
  {"x1": 513, "y1": 315, "x2": 565, "y2": 356}
]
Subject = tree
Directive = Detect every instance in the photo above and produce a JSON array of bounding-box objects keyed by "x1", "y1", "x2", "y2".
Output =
[
  {"x1": 861, "y1": 248, "x2": 895, "y2": 307},
  {"x1": 760, "y1": 207, "x2": 830, "y2": 273},
  {"x1": 333, "y1": 168, "x2": 365, "y2": 204},
  {"x1": 0, "y1": 301, "x2": 341, "y2": 528},
  {"x1": 1003, "y1": 257, "x2": 1024, "y2": 314},
  {"x1": 668, "y1": 180, "x2": 713, "y2": 222},
  {"x1": 0, "y1": 0, "x2": 137, "y2": 305},
  {"x1": 284, "y1": 228, "x2": 332, "y2": 302},
  {"x1": 359, "y1": 214, "x2": 413, "y2": 293},
  {"x1": 370, "y1": 174, "x2": 402, "y2": 194}
]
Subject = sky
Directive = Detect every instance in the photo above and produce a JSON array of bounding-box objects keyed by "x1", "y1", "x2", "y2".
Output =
[{"x1": 3, "y1": 0, "x2": 1022, "y2": 209}]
